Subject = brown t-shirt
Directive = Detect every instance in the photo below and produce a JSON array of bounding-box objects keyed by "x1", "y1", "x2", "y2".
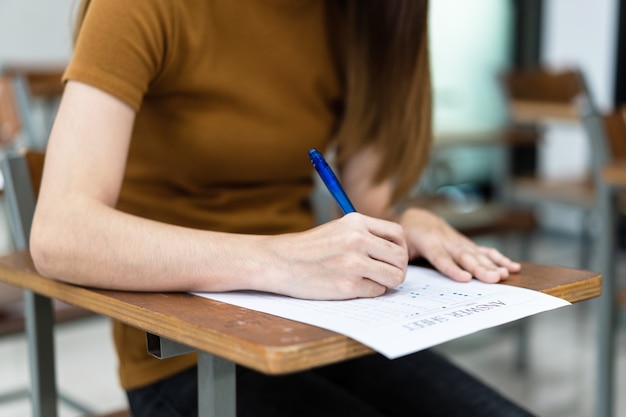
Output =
[{"x1": 65, "y1": 0, "x2": 342, "y2": 389}]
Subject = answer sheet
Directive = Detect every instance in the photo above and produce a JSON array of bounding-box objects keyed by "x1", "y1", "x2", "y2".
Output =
[{"x1": 194, "y1": 266, "x2": 570, "y2": 359}]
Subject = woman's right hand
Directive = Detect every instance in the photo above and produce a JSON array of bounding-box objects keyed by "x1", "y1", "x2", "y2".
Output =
[{"x1": 258, "y1": 213, "x2": 409, "y2": 300}]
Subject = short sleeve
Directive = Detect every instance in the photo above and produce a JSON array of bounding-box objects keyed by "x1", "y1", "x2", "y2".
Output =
[{"x1": 64, "y1": 0, "x2": 174, "y2": 110}]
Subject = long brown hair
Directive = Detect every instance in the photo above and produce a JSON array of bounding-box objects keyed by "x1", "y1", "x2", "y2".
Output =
[
  {"x1": 72, "y1": 0, "x2": 432, "y2": 204},
  {"x1": 72, "y1": 0, "x2": 91, "y2": 43},
  {"x1": 334, "y1": 0, "x2": 432, "y2": 204}
]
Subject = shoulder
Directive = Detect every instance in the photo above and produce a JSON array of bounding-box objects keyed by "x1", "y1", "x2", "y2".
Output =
[
  {"x1": 80, "y1": 0, "x2": 210, "y2": 54},
  {"x1": 70, "y1": 0, "x2": 198, "y2": 109},
  {"x1": 82, "y1": 0, "x2": 182, "y2": 35}
]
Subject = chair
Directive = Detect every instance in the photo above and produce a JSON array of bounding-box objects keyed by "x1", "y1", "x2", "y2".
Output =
[
  {"x1": 498, "y1": 67, "x2": 609, "y2": 270},
  {"x1": 603, "y1": 107, "x2": 626, "y2": 172},
  {"x1": 417, "y1": 128, "x2": 540, "y2": 246},
  {"x1": 0, "y1": 75, "x2": 21, "y2": 147},
  {"x1": 0, "y1": 76, "x2": 93, "y2": 322},
  {"x1": 0, "y1": 63, "x2": 65, "y2": 149},
  {"x1": 586, "y1": 107, "x2": 626, "y2": 417},
  {"x1": 0, "y1": 83, "x2": 129, "y2": 415},
  {"x1": 0, "y1": 75, "x2": 24, "y2": 304},
  {"x1": 600, "y1": 106, "x2": 626, "y2": 306}
]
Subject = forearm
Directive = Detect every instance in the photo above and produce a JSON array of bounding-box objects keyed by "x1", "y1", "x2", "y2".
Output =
[
  {"x1": 31, "y1": 201, "x2": 409, "y2": 299},
  {"x1": 30, "y1": 199, "x2": 271, "y2": 293},
  {"x1": 29, "y1": 82, "x2": 270, "y2": 293}
]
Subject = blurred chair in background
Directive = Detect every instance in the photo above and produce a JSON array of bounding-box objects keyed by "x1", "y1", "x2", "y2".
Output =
[
  {"x1": 0, "y1": 65, "x2": 65, "y2": 245},
  {"x1": 0, "y1": 149, "x2": 129, "y2": 416},
  {"x1": 0, "y1": 63, "x2": 65, "y2": 150},
  {"x1": 501, "y1": 67, "x2": 618, "y2": 417},
  {"x1": 0, "y1": 75, "x2": 21, "y2": 147},
  {"x1": 0, "y1": 74, "x2": 23, "y2": 306},
  {"x1": 414, "y1": 67, "x2": 609, "y2": 372},
  {"x1": 499, "y1": 67, "x2": 609, "y2": 270},
  {"x1": 415, "y1": 129, "x2": 539, "y2": 252},
  {"x1": 0, "y1": 71, "x2": 128, "y2": 415},
  {"x1": 588, "y1": 107, "x2": 626, "y2": 417}
]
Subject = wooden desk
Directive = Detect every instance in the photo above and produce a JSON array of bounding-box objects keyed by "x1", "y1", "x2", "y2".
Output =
[{"x1": 0, "y1": 250, "x2": 601, "y2": 417}]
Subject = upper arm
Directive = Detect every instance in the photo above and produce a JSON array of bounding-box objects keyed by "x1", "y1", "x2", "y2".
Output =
[
  {"x1": 341, "y1": 146, "x2": 395, "y2": 219},
  {"x1": 37, "y1": 80, "x2": 135, "y2": 211}
]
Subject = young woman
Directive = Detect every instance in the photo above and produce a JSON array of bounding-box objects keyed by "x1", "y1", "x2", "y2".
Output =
[{"x1": 30, "y1": 0, "x2": 531, "y2": 415}]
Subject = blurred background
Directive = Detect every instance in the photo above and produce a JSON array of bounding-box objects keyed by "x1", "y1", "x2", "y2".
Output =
[{"x1": 0, "y1": 0, "x2": 625, "y2": 416}]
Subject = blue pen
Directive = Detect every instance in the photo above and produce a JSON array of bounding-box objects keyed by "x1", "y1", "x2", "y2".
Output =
[{"x1": 308, "y1": 148, "x2": 356, "y2": 214}]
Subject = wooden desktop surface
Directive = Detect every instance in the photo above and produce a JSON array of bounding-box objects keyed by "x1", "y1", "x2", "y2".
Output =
[{"x1": 0, "y1": 250, "x2": 601, "y2": 375}]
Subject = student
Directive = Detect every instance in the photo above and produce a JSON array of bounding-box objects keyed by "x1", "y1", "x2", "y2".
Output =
[{"x1": 30, "y1": 0, "x2": 532, "y2": 416}]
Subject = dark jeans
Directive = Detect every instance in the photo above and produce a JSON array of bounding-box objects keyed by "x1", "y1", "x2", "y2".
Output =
[{"x1": 127, "y1": 349, "x2": 535, "y2": 417}]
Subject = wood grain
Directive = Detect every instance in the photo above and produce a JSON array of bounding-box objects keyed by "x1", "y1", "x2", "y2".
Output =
[{"x1": 0, "y1": 250, "x2": 601, "y2": 374}]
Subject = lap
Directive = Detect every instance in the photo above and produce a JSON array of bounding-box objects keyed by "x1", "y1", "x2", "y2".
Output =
[
  {"x1": 127, "y1": 350, "x2": 535, "y2": 417},
  {"x1": 314, "y1": 349, "x2": 534, "y2": 417}
]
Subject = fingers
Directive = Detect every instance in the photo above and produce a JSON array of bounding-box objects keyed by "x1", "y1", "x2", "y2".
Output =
[
  {"x1": 400, "y1": 208, "x2": 521, "y2": 284},
  {"x1": 340, "y1": 213, "x2": 408, "y2": 266},
  {"x1": 429, "y1": 252, "x2": 473, "y2": 282},
  {"x1": 361, "y1": 253, "x2": 407, "y2": 288},
  {"x1": 268, "y1": 213, "x2": 409, "y2": 300},
  {"x1": 318, "y1": 214, "x2": 408, "y2": 295},
  {"x1": 417, "y1": 236, "x2": 521, "y2": 284},
  {"x1": 435, "y1": 245, "x2": 520, "y2": 283},
  {"x1": 458, "y1": 252, "x2": 508, "y2": 283},
  {"x1": 342, "y1": 277, "x2": 389, "y2": 299},
  {"x1": 480, "y1": 246, "x2": 521, "y2": 272},
  {"x1": 353, "y1": 213, "x2": 408, "y2": 252},
  {"x1": 365, "y1": 236, "x2": 408, "y2": 275}
]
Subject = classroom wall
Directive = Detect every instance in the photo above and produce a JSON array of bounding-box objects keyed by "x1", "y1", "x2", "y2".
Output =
[
  {"x1": 540, "y1": 0, "x2": 618, "y2": 181},
  {"x1": 538, "y1": 0, "x2": 618, "y2": 234},
  {"x1": 429, "y1": 0, "x2": 513, "y2": 136},
  {"x1": 426, "y1": 0, "x2": 513, "y2": 193},
  {"x1": 0, "y1": 0, "x2": 75, "y2": 65}
]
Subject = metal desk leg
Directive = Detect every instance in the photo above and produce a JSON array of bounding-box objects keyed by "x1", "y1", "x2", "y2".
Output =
[
  {"x1": 147, "y1": 335, "x2": 236, "y2": 417},
  {"x1": 198, "y1": 352, "x2": 236, "y2": 417},
  {"x1": 596, "y1": 184, "x2": 617, "y2": 417},
  {"x1": 24, "y1": 290, "x2": 58, "y2": 417}
]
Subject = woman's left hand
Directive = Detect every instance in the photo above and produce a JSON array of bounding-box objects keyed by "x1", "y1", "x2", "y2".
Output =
[{"x1": 398, "y1": 207, "x2": 521, "y2": 283}]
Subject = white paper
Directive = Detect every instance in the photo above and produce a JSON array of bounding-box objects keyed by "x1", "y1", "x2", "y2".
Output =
[{"x1": 194, "y1": 266, "x2": 570, "y2": 359}]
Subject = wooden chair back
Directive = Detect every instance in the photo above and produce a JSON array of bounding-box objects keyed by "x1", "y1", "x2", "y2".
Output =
[
  {"x1": 497, "y1": 66, "x2": 610, "y2": 272},
  {"x1": 1, "y1": 64, "x2": 65, "y2": 98},
  {"x1": 501, "y1": 67, "x2": 585, "y2": 123},
  {"x1": 24, "y1": 150, "x2": 45, "y2": 196},
  {"x1": 500, "y1": 67, "x2": 609, "y2": 187},
  {"x1": 0, "y1": 75, "x2": 21, "y2": 145},
  {"x1": 1, "y1": 150, "x2": 43, "y2": 250},
  {"x1": 0, "y1": 150, "x2": 131, "y2": 416},
  {"x1": 0, "y1": 65, "x2": 65, "y2": 149},
  {"x1": 602, "y1": 107, "x2": 626, "y2": 164}
]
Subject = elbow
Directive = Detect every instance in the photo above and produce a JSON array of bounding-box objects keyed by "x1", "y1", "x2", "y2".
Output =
[{"x1": 29, "y1": 213, "x2": 64, "y2": 279}]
